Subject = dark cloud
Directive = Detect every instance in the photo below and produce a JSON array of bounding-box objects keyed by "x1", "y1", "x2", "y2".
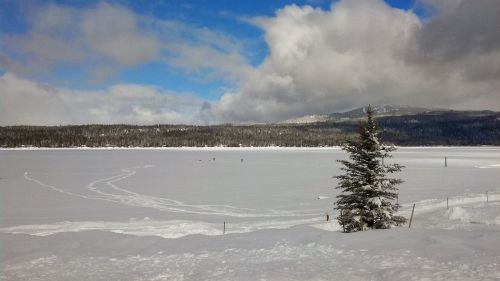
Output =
[{"x1": 418, "y1": 0, "x2": 500, "y2": 60}]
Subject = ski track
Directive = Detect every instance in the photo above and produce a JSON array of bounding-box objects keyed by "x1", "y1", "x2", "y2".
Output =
[
  {"x1": 17, "y1": 165, "x2": 500, "y2": 239},
  {"x1": 24, "y1": 165, "x2": 323, "y2": 218},
  {"x1": 398, "y1": 191, "x2": 500, "y2": 218}
]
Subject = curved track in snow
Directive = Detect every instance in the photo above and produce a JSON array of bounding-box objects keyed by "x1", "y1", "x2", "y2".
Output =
[{"x1": 24, "y1": 165, "x2": 323, "y2": 218}]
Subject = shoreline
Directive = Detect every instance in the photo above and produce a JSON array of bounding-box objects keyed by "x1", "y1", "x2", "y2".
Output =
[{"x1": 1, "y1": 146, "x2": 500, "y2": 151}]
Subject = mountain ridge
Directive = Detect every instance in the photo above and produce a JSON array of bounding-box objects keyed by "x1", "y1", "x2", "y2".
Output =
[{"x1": 281, "y1": 105, "x2": 495, "y2": 124}]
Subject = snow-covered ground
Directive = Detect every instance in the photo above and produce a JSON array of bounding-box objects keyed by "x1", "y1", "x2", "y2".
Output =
[{"x1": 1, "y1": 147, "x2": 499, "y2": 280}]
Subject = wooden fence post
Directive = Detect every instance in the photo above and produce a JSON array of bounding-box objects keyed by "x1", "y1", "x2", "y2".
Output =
[
  {"x1": 340, "y1": 209, "x2": 345, "y2": 232},
  {"x1": 408, "y1": 204, "x2": 416, "y2": 229}
]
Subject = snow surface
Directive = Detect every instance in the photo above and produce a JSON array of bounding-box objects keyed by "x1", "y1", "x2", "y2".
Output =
[
  {"x1": 280, "y1": 114, "x2": 330, "y2": 124},
  {"x1": 1, "y1": 147, "x2": 499, "y2": 280}
]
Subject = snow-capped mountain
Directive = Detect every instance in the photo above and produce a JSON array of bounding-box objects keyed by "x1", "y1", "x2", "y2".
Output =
[{"x1": 281, "y1": 105, "x2": 437, "y2": 124}]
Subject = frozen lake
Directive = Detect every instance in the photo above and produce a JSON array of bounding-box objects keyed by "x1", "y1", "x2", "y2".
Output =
[
  {"x1": 1, "y1": 147, "x2": 499, "y2": 228},
  {"x1": 1, "y1": 147, "x2": 499, "y2": 280}
]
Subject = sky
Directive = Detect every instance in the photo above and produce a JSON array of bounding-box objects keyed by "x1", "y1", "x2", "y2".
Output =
[{"x1": 0, "y1": 0, "x2": 499, "y2": 125}]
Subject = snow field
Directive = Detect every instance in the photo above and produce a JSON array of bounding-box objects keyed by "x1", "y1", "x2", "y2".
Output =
[
  {"x1": 1, "y1": 147, "x2": 499, "y2": 280},
  {"x1": 2, "y1": 218, "x2": 499, "y2": 281}
]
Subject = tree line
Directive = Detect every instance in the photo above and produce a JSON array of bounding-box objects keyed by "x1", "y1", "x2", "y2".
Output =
[
  {"x1": 0, "y1": 124, "x2": 351, "y2": 147},
  {"x1": 1, "y1": 111, "x2": 499, "y2": 147}
]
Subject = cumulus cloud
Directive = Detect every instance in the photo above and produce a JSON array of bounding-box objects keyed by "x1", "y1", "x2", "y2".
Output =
[
  {"x1": 1, "y1": 3, "x2": 159, "y2": 81},
  {"x1": 0, "y1": 73, "x2": 203, "y2": 125},
  {"x1": 204, "y1": 0, "x2": 500, "y2": 123}
]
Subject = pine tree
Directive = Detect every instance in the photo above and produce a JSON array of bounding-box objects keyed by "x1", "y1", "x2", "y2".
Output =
[{"x1": 335, "y1": 105, "x2": 406, "y2": 232}]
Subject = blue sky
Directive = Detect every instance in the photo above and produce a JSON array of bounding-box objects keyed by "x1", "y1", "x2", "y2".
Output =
[
  {"x1": 1, "y1": 0, "x2": 498, "y2": 125},
  {"x1": 0, "y1": 0, "x2": 415, "y2": 94},
  {"x1": 1, "y1": 1, "x2": 301, "y2": 89}
]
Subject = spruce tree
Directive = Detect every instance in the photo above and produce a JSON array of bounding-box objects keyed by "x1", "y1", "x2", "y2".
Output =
[{"x1": 335, "y1": 105, "x2": 406, "y2": 232}]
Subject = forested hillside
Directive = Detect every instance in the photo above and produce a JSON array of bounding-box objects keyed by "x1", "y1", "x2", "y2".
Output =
[{"x1": 1, "y1": 111, "x2": 499, "y2": 147}]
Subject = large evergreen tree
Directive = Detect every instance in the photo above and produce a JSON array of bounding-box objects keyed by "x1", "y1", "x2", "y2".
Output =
[{"x1": 335, "y1": 105, "x2": 406, "y2": 232}]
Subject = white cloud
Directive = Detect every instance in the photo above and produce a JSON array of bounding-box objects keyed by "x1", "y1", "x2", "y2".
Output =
[
  {"x1": 0, "y1": 73, "x2": 203, "y2": 125},
  {"x1": 204, "y1": 0, "x2": 500, "y2": 123},
  {"x1": 0, "y1": 2, "x2": 253, "y2": 125},
  {"x1": 0, "y1": 73, "x2": 71, "y2": 125},
  {"x1": 156, "y1": 20, "x2": 252, "y2": 83},
  {"x1": 1, "y1": 2, "x2": 249, "y2": 86},
  {"x1": 206, "y1": 1, "x2": 423, "y2": 123},
  {"x1": 1, "y1": 3, "x2": 159, "y2": 80},
  {"x1": 4, "y1": 4, "x2": 84, "y2": 70},
  {"x1": 80, "y1": 3, "x2": 159, "y2": 67},
  {"x1": 166, "y1": 44, "x2": 252, "y2": 82}
]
